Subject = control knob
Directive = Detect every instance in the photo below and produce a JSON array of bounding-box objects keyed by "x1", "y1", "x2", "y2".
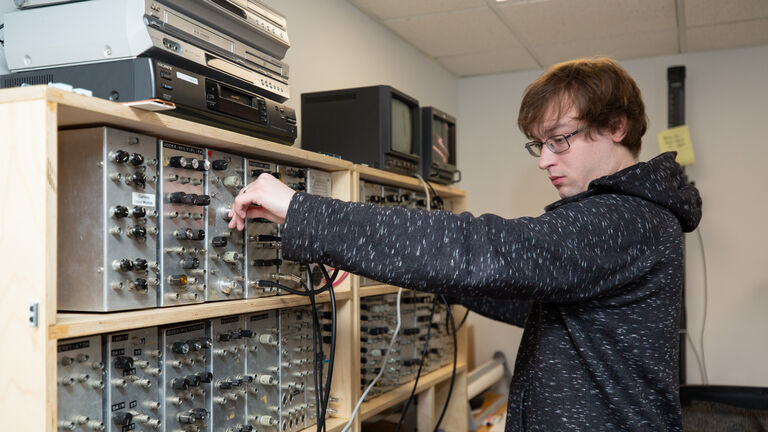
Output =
[
  {"x1": 168, "y1": 156, "x2": 195, "y2": 169},
  {"x1": 129, "y1": 153, "x2": 145, "y2": 166},
  {"x1": 194, "y1": 195, "x2": 211, "y2": 206},
  {"x1": 110, "y1": 205, "x2": 129, "y2": 218},
  {"x1": 195, "y1": 159, "x2": 211, "y2": 171},
  {"x1": 109, "y1": 150, "x2": 129, "y2": 164},
  {"x1": 131, "y1": 206, "x2": 146, "y2": 218},
  {"x1": 127, "y1": 226, "x2": 147, "y2": 239},
  {"x1": 212, "y1": 159, "x2": 229, "y2": 170},
  {"x1": 112, "y1": 259, "x2": 134, "y2": 272},
  {"x1": 112, "y1": 412, "x2": 132, "y2": 426},
  {"x1": 171, "y1": 341, "x2": 189, "y2": 354}
]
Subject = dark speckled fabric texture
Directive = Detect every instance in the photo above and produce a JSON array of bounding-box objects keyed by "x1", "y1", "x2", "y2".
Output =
[{"x1": 282, "y1": 152, "x2": 702, "y2": 431}]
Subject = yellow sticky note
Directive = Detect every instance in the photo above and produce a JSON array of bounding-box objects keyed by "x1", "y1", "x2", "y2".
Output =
[{"x1": 657, "y1": 125, "x2": 695, "y2": 166}]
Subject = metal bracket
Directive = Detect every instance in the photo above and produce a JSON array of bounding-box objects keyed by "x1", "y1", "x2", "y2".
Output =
[{"x1": 28, "y1": 302, "x2": 39, "y2": 327}]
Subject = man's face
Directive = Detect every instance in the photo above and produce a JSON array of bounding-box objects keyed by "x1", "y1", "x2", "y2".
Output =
[{"x1": 533, "y1": 106, "x2": 631, "y2": 199}]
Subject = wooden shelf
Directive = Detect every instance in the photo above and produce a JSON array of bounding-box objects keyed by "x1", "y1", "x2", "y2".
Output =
[
  {"x1": 51, "y1": 291, "x2": 351, "y2": 340},
  {"x1": 359, "y1": 284, "x2": 402, "y2": 297},
  {"x1": 360, "y1": 362, "x2": 467, "y2": 421},
  {"x1": 355, "y1": 165, "x2": 465, "y2": 198},
  {"x1": 0, "y1": 86, "x2": 353, "y2": 172},
  {"x1": 0, "y1": 86, "x2": 468, "y2": 432}
]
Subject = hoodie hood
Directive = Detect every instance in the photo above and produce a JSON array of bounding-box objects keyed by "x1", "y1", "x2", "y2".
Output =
[{"x1": 546, "y1": 152, "x2": 702, "y2": 232}]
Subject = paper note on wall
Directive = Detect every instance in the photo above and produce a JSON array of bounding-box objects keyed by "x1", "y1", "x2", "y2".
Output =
[{"x1": 657, "y1": 125, "x2": 695, "y2": 166}]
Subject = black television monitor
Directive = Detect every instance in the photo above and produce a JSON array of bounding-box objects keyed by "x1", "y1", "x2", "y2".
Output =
[
  {"x1": 301, "y1": 85, "x2": 421, "y2": 175},
  {"x1": 421, "y1": 107, "x2": 459, "y2": 184}
]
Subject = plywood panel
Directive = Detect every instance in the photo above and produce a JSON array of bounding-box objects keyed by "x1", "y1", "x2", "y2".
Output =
[{"x1": 0, "y1": 98, "x2": 58, "y2": 431}]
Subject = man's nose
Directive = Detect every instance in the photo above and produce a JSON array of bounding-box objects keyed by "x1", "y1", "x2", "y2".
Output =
[{"x1": 538, "y1": 145, "x2": 556, "y2": 170}]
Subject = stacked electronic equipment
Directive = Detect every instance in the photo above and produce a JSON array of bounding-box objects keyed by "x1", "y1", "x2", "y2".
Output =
[
  {"x1": 357, "y1": 181, "x2": 454, "y2": 400},
  {"x1": 359, "y1": 292, "x2": 454, "y2": 401},
  {"x1": 1, "y1": 0, "x2": 297, "y2": 143},
  {"x1": 57, "y1": 125, "x2": 332, "y2": 312},
  {"x1": 301, "y1": 85, "x2": 460, "y2": 184},
  {"x1": 56, "y1": 306, "x2": 335, "y2": 432}
]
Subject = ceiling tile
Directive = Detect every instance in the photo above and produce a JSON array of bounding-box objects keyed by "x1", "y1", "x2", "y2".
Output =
[
  {"x1": 348, "y1": 0, "x2": 485, "y2": 20},
  {"x1": 495, "y1": 0, "x2": 677, "y2": 46},
  {"x1": 531, "y1": 29, "x2": 679, "y2": 65},
  {"x1": 685, "y1": 0, "x2": 768, "y2": 27},
  {"x1": 437, "y1": 47, "x2": 540, "y2": 76},
  {"x1": 385, "y1": 8, "x2": 523, "y2": 57},
  {"x1": 686, "y1": 19, "x2": 768, "y2": 51}
]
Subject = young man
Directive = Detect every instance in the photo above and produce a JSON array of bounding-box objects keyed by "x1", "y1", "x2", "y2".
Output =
[{"x1": 229, "y1": 57, "x2": 702, "y2": 431}]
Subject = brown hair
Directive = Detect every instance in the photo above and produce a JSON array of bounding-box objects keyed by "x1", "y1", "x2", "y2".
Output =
[{"x1": 518, "y1": 57, "x2": 647, "y2": 157}]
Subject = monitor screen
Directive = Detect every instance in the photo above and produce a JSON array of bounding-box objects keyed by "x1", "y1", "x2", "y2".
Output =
[
  {"x1": 431, "y1": 117, "x2": 452, "y2": 166},
  {"x1": 391, "y1": 97, "x2": 412, "y2": 154}
]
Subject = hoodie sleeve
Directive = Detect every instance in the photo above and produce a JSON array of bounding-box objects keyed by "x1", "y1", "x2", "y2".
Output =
[
  {"x1": 281, "y1": 191, "x2": 679, "y2": 303},
  {"x1": 443, "y1": 296, "x2": 532, "y2": 328}
]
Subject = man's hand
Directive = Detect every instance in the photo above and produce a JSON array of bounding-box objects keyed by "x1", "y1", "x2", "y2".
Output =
[{"x1": 228, "y1": 173, "x2": 296, "y2": 230}]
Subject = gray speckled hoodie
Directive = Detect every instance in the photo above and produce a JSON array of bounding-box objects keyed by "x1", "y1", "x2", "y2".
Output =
[{"x1": 281, "y1": 152, "x2": 702, "y2": 431}]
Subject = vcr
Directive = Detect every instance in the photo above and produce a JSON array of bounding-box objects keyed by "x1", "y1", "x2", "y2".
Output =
[{"x1": 1, "y1": 57, "x2": 297, "y2": 144}]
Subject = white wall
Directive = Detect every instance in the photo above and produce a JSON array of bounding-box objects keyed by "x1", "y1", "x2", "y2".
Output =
[
  {"x1": 262, "y1": 0, "x2": 458, "y2": 146},
  {"x1": 458, "y1": 44, "x2": 768, "y2": 386}
]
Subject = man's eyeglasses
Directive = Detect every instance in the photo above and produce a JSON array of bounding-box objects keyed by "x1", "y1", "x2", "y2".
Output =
[{"x1": 524, "y1": 128, "x2": 584, "y2": 157}]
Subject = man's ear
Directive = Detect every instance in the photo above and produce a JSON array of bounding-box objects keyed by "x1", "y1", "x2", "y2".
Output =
[{"x1": 610, "y1": 115, "x2": 628, "y2": 143}]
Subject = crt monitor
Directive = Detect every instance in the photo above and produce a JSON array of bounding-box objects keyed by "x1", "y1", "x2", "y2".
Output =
[
  {"x1": 421, "y1": 107, "x2": 459, "y2": 184},
  {"x1": 301, "y1": 85, "x2": 421, "y2": 176}
]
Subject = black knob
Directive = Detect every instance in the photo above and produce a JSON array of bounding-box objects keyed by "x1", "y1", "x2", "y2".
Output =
[
  {"x1": 115, "y1": 259, "x2": 134, "y2": 272},
  {"x1": 168, "y1": 275, "x2": 188, "y2": 286},
  {"x1": 111, "y1": 205, "x2": 129, "y2": 218},
  {"x1": 179, "y1": 258, "x2": 200, "y2": 269},
  {"x1": 177, "y1": 413, "x2": 195, "y2": 424},
  {"x1": 218, "y1": 380, "x2": 233, "y2": 390},
  {"x1": 240, "y1": 329, "x2": 253, "y2": 338},
  {"x1": 133, "y1": 278, "x2": 148, "y2": 292},
  {"x1": 212, "y1": 159, "x2": 229, "y2": 170},
  {"x1": 186, "y1": 340, "x2": 203, "y2": 351},
  {"x1": 212, "y1": 236, "x2": 228, "y2": 248},
  {"x1": 190, "y1": 408, "x2": 208, "y2": 420},
  {"x1": 218, "y1": 333, "x2": 231, "y2": 342},
  {"x1": 171, "y1": 377, "x2": 189, "y2": 390},
  {"x1": 168, "y1": 156, "x2": 192, "y2": 169},
  {"x1": 231, "y1": 378, "x2": 243, "y2": 387},
  {"x1": 294, "y1": 170, "x2": 306, "y2": 179},
  {"x1": 128, "y1": 226, "x2": 147, "y2": 239},
  {"x1": 171, "y1": 341, "x2": 189, "y2": 354},
  {"x1": 186, "y1": 374, "x2": 201, "y2": 387},
  {"x1": 111, "y1": 150, "x2": 130, "y2": 164},
  {"x1": 168, "y1": 192, "x2": 187, "y2": 204},
  {"x1": 290, "y1": 182, "x2": 306, "y2": 191},
  {"x1": 133, "y1": 258, "x2": 148, "y2": 271},
  {"x1": 188, "y1": 230, "x2": 205, "y2": 241},
  {"x1": 196, "y1": 371, "x2": 213, "y2": 383},
  {"x1": 183, "y1": 194, "x2": 198, "y2": 205},
  {"x1": 131, "y1": 172, "x2": 147, "y2": 187},
  {"x1": 131, "y1": 206, "x2": 146, "y2": 218},
  {"x1": 239, "y1": 425, "x2": 254, "y2": 432},
  {"x1": 129, "y1": 153, "x2": 145, "y2": 166},
  {"x1": 194, "y1": 195, "x2": 211, "y2": 206},
  {"x1": 199, "y1": 338, "x2": 213, "y2": 349},
  {"x1": 114, "y1": 356, "x2": 134, "y2": 370},
  {"x1": 241, "y1": 374, "x2": 254, "y2": 383},
  {"x1": 113, "y1": 411, "x2": 133, "y2": 425},
  {"x1": 195, "y1": 160, "x2": 211, "y2": 171}
]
